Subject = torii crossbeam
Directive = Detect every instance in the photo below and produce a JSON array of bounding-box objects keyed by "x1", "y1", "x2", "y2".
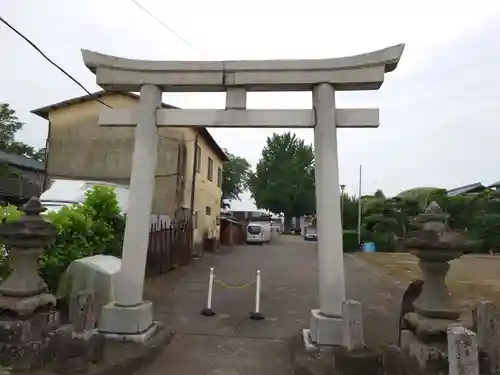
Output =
[{"x1": 81, "y1": 44, "x2": 405, "y2": 346}]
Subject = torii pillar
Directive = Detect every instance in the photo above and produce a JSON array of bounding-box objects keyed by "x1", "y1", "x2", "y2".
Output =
[{"x1": 81, "y1": 44, "x2": 404, "y2": 344}]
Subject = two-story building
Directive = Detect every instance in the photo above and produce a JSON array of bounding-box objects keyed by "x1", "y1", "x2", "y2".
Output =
[{"x1": 31, "y1": 91, "x2": 227, "y2": 252}]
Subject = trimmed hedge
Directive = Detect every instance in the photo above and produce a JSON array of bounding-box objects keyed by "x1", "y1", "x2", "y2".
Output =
[{"x1": 343, "y1": 230, "x2": 359, "y2": 252}]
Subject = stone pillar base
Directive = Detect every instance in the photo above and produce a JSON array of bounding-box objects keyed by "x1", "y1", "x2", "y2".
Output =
[
  {"x1": 0, "y1": 309, "x2": 61, "y2": 371},
  {"x1": 309, "y1": 309, "x2": 344, "y2": 346},
  {"x1": 98, "y1": 301, "x2": 154, "y2": 342},
  {"x1": 400, "y1": 329, "x2": 448, "y2": 374}
]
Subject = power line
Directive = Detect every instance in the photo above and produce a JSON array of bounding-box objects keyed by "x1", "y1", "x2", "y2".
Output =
[
  {"x1": 129, "y1": 0, "x2": 207, "y2": 58},
  {"x1": 1, "y1": 13, "x2": 206, "y2": 142},
  {"x1": 0, "y1": 15, "x2": 112, "y2": 108}
]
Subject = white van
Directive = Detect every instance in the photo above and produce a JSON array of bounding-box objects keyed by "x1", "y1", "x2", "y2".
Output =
[{"x1": 246, "y1": 222, "x2": 272, "y2": 244}]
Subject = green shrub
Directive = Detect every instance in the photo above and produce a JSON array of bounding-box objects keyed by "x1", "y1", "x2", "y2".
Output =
[
  {"x1": 343, "y1": 230, "x2": 359, "y2": 252},
  {"x1": 40, "y1": 186, "x2": 125, "y2": 291},
  {"x1": 0, "y1": 204, "x2": 24, "y2": 223},
  {"x1": 0, "y1": 186, "x2": 126, "y2": 292}
]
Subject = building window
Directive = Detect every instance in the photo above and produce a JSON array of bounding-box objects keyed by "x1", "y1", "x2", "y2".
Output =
[
  {"x1": 207, "y1": 157, "x2": 213, "y2": 181},
  {"x1": 206, "y1": 206, "x2": 212, "y2": 215},
  {"x1": 195, "y1": 145, "x2": 201, "y2": 173},
  {"x1": 217, "y1": 167, "x2": 222, "y2": 188}
]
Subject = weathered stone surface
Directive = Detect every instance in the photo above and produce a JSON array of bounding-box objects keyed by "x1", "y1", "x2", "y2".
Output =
[
  {"x1": 404, "y1": 312, "x2": 466, "y2": 343},
  {"x1": 290, "y1": 333, "x2": 339, "y2": 375},
  {"x1": 0, "y1": 310, "x2": 61, "y2": 370},
  {"x1": 52, "y1": 291, "x2": 105, "y2": 374},
  {"x1": 52, "y1": 331, "x2": 106, "y2": 374},
  {"x1": 383, "y1": 345, "x2": 408, "y2": 375},
  {"x1": 342, "y1": 300, "x2": 364, "y2": 351},
  {"x1": 70, "y1": 290, "x2": 96, "y2": 333},
  {"x1": 398, "y1": 280, "x2": 424, "y2": 345},
  {"x1": 472, "y1": 301, "x2": 500, "y2": 375},
  {"x1": 448, "y1": 326, "x2": 479, "y2": 375},
  {"x1": 0, "y1": 198, "x2": 62, "y2": 370},
  {"x1": 334, "y1": 348, "x2": 383, "y2": 375},
  {"x1": 400, "y1": 329, "x2": 448, "y2": 375}
]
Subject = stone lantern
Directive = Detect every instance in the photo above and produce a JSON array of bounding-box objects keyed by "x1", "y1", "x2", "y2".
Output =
[
  {"x1": 0, "y1": 197, "x2": 60, "y2": 370},
  {"x1": 399, "y1": 201, "x2": 477, "y2": 373}
]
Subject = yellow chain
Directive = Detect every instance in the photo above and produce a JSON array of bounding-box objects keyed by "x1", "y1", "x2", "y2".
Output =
[{"x1": 214, "y1": 278, "x2": 255, "y2": 290}]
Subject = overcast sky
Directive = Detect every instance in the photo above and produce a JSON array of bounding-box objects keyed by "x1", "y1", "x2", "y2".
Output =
[{"x1": 2, "y1": 0, "x2": 500, "y2": 204}]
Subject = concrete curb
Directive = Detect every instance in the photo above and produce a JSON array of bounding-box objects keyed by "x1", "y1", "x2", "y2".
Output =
[{"x1": 93, "y1": 325, "x2": 173, "y2": 375}]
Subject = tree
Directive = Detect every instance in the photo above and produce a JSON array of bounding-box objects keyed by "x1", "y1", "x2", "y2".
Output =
[
  {"x1": 248, "y1": 132, "x2": 315, "y2": 230},
  {"x1": 0, "y1": 103, "x2": 45, "y2": 161},
  {"x1": 222, "y1": 150, "x2": 251, "y2": 202},
  {"x1": 0, "y1": 104, "x2": 24, "y2": 150},
  {"x1": 374, "y1": 189, "x2": 385, "y2": 199}
]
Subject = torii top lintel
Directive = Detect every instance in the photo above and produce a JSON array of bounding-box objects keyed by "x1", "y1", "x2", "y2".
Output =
[{"x1": 81, "y1": 44, "x2": 404, "y2": 92}]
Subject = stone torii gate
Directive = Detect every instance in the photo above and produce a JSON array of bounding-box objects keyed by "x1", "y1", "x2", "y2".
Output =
[{"x1": 81, "y1": 44, "x2": 404, "y2": 345}]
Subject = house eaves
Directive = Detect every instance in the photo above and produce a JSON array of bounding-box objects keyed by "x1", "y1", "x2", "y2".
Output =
[
  {"x1": 0, "y1": 151, "x2": 44, "y2": 171},
  {"x1": 31, "y1": 91, "x2": 228, "y2": 162},
  {"x1": 447, "y1": 182, "x2": 486, "y2": 197}
]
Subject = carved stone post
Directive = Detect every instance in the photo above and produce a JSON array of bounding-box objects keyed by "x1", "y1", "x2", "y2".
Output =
[
  {"x1": 0, "y1": 198, "x2": 57, "y2": 313},
  {"x1": 399, "y1": 202, "x2": 476, "y2": 374},
  {"x1": 0, "y1": 197, "x2": 60, "y2": 371}
]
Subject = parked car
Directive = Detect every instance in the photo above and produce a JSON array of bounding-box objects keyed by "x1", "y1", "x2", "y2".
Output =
[{"x1": 304, "y1": 228, "x2": 317, "y2": 241}]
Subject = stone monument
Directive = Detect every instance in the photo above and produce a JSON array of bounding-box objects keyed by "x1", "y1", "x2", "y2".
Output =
[
  {"x1": 0, "y1": 197, "x2": 60, "y2": 371},
  {"x1": 400, "y1": 201, "x2": 476, "y2": 374}
]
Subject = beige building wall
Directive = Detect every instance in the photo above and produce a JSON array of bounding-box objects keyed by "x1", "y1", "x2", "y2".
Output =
[
  {"x1": 182, "y1": 129, "x2": 224, "y2": 247},
  {"x1": 45, "y1": 93, "x2": 182, "y2": 216},
  {"x1": 39, "y1": 92, "x2": 225, "y2": 247}
]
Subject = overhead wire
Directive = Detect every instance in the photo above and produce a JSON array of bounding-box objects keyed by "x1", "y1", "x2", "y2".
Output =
[
  {"x1": 0, "y1": 15, "x2": 112, "y2": 108},
  {"x1": 1, "y1": 12, "x2": 200, "y2": 143},
  {"x1": 129, "y1": 0, "x2": 208, "y2": 59}
]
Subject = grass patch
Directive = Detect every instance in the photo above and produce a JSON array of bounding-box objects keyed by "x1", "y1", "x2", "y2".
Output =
[{"x1": 356, "y1": 252, "x2": 500, "y2": 311}]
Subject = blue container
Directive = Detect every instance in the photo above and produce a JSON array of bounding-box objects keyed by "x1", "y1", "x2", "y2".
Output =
[{"x1": 362, "y1": 242, "x2": 376, "y2": 253}]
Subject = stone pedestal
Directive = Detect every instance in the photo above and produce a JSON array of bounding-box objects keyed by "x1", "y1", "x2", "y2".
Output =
[
  {"x1": 0, "y1": 310, "x2": 61, "y2": 371},
  {"x1": 309, "y1": 309, "x2": 344, "y2": 346},
  {"x1": 99, "y1": 301, "x2": 156, "y2": 342},
  {"x1": 305, "y1": 301, "x2": 364, "y2": 349},
  {"x1": 0, "y1": 197, "x2": 62, "y2": 371}
]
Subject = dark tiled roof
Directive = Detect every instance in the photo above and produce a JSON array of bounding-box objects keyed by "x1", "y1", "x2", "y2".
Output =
[
  {"x1": 447, "y1": 182, "x2": 486, "y2": 197},
  {"x1": 31, "y1": 91, "x2": 228, "y2": 162},
  {"x1": 487, "y1": 181, "x2": 500, "y2": 189},
  {"x1": 0, "y1": 151, "x2": 44, "y2": 171}
]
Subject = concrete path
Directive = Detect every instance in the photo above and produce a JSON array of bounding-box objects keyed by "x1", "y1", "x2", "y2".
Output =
[{"x1": 142, "y1": 235, "x2": 405, "y2": 375}]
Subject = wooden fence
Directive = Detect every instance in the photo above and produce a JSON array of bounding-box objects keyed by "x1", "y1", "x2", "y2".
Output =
[{"x1": 146, "y1": 220, "x2": 192, "y2": 277}]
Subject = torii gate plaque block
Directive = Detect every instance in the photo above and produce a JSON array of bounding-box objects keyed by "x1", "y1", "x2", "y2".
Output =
[{"x1": 82, "y1": 44, "x2": 404, "y2": 344}]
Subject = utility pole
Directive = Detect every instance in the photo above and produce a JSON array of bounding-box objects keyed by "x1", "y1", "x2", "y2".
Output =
[
  {"x1": 357, "y1": 165, "x2": 362, "y2": 246},
  {"x1": 340, "y1": 184, "x2": 346, "y2": 229}
]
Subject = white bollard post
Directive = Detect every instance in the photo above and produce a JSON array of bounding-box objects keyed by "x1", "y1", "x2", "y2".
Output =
[
  {"x1": 250, "y1": 270, "x2": 264, "y2": 320},
  {"x1": 201, "y1": 267, "x2": 216, "y2": 316}
]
